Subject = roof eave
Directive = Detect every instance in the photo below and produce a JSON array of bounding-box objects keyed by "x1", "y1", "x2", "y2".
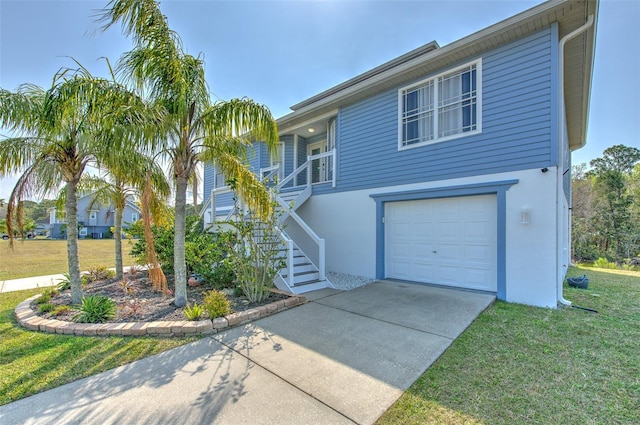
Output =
[{"x1": 278, "y1": 0, "x2": 598, "y2": 146}]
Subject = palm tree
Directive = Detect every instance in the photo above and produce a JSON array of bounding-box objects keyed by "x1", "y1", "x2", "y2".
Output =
[
  {"x1": 0, "y1": 68, "x2": 153, "y2": 303},
  {"x1": 100, "y1": 0, "x2": 279, "y2": 306},
  {"x1": 79, "y1": 152, "x2": 169, "y2": 280}
]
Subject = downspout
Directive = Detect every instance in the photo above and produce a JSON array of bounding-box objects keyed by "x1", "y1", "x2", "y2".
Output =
[{"x1": 557, "y1": 14, "x2": 594, "y2": 306}]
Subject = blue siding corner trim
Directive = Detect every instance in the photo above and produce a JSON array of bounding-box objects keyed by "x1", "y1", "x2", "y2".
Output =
[
  {"x1": 549, "y1": 22, "x2": 560, "y2": 167},
  {"x1": 369, "y1": 179, "x2": 518, "y2": 301}
]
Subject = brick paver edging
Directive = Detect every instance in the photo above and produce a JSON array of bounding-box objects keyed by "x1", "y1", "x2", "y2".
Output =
[{"x1": 14, "y1": 289, "x2": 305, "y2": 337}]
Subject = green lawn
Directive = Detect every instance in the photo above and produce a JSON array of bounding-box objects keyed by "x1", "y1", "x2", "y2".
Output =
[
  {"x1": 0, "y1": 239, "x2": 137, "y2": 280},
  {"x1": 0, "y1": 288, "x2": 199, "y2": 406},
  {"x1": 377, "y1": 266, "x2": 640, "y2": 424}
]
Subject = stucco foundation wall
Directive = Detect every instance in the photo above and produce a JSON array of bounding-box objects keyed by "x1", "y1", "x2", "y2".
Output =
[{"x1": 293, "y1": 167, "x2": 559, "y2": 308}]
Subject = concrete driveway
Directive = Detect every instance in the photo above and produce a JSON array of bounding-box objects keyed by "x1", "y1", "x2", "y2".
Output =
[{"x1": 0, "y1": 280, "x2": 494, "y2": 425}]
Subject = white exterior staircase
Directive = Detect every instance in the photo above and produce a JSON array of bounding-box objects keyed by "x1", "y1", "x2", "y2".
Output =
[{"x1": 202, "y1": 151, "x2": 336, "y2": 295}]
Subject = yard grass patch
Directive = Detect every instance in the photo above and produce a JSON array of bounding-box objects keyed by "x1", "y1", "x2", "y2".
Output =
[
  {"x1": 0, "y1": 239, "x2": 137, "y2": 280},
  {"x1": 377, "y1": 266, "x2": 640, "y2": 425},
  {"x1": 0, "y1": 288, "x2": 199, "y2": 406}
]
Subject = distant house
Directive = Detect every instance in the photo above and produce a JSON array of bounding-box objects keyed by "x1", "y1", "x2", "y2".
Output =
[
  {"x1": 202, "y1": 0, "x2": 598, "y2": 308},
  {"x1": 49, "y1": 193, "x2": 141, "y2": 239}
]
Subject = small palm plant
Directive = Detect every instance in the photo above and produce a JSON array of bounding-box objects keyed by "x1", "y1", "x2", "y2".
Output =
[{"x1": 73, "y1": 295, "x2": 116, "y2": 323}]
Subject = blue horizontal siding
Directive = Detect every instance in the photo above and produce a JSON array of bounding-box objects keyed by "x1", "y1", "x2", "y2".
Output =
[
  {"x1": 312, "y1": 26, "x2": 556, "y2": 196},
  {"x1": 281, "y1": 135, "x2": 295, "y2": 176},
  {"x1": 203, "y1": 163, "x2": 214, "y2": 208}
]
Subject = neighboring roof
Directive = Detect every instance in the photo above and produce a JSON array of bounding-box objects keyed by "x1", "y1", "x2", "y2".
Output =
[
  {"x1": 76, "y1": 193, "x2": 142, "y2": 214},
  {"x1": 277, "y1": 0, "x2": 598, "y2": 151}
]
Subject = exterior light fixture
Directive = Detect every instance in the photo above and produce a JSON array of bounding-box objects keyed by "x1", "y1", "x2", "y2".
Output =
[
  {"x1": 521, "y1": 207, "x2": 531, "y2": 224},
  {"x1": 308, "y1": 128, "x2": 315, "y2": 133}
]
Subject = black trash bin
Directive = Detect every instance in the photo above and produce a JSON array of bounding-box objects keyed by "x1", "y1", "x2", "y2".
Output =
[{"x1": 567, "y1": 275, "x2": 589, "y2": 289}]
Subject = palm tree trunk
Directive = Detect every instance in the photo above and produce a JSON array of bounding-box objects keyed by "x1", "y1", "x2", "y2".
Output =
[
  {"x1": 114, "y1": 206, "x2": 123, "y2": 280},
  {"x1": 192, "y1": 175, "x2": 198, "y2": 215},
  {"x1": 65, "y1": 181, "x2": 83, "y2": 304},
  {"x1": 174, "y1": 174, "x2": 189, "y2": 307}
]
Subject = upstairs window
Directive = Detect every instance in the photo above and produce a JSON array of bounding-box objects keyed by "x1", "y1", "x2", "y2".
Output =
[
  {"x1": 214, "y1": 167, "x2": 227, "y2": 189},
  {"x1": 399, "y1": 59, "x2": 481, "y2": 149}
]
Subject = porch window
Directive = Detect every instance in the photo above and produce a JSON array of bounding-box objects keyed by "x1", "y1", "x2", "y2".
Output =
[
  {"x1": 399, "y1": 59, "x2": 481, "y2": 149},
  {"x1": 214, "y1": 166, "x2": 227, "y2": 189}
]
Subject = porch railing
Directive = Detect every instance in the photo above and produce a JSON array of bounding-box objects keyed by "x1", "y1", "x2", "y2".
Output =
[{"x1": 278, "y1": 149, "x2": 336, "y2": 190}]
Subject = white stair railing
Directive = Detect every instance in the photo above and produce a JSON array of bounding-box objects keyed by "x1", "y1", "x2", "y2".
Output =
[
  {"x1": 207, "y1": 151, "x2": 335, "y2": 290},
  {"x1": 274, "y1": 195, "x2": 326, "y2": 281}
]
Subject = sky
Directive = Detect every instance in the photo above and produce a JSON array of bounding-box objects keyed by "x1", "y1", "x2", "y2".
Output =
[{"x1": 0, "y1": 0, "x2": 638, "y2": 201}]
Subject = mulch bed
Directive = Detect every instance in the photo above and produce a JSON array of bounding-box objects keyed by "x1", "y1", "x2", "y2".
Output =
[{"x1": 33, "y1": 270, "x2": 288, "y2": 323}]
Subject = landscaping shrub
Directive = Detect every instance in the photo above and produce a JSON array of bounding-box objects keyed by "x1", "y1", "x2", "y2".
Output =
[
  {"x1": 126, "y1": 264, "x2": 143, "y2": 277},
  {"x1": 56, "y1": 273, "x2": 72, "y2": 291},
  {"x1": 593, "y1": 257, "x2": 617, "y2": 269},
  {"x1": 86, "y1": 265, "x2": 116, "y2": 282},
  {"x1": 129, "y1": 215, "x2": 237, "y2": 287},
  {"x1": 73, "y1": 295, "x2": 116, "y2": 323},
  {"x1": 34, "y1": 293, "x2": 50, "y2": 305},
  {"x1": 52, "y1": 305, "x2": 72, "y2": 316},
  {"x1": 34, "y1": 288, "x2": 57, "y2": 305},
  {"x1": 183, "y1": 303, "x2": 204, "y2": 321},
  {"x1": 227, "y1": 198, "x2": 285, "y2": 303},
  {"x1": 202, "y1": 290, "x2": 231, "y2": 318},
  {"x1": 38, "y1": 303, "x2": 55, "y2": 313}
]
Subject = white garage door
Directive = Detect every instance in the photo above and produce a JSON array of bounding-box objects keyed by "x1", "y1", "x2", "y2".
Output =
[{"x1": 385, "y1": 195, "x2": 497, "y2": 292}]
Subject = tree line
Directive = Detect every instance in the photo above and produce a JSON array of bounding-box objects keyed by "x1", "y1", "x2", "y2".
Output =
[{"x1": 572, "y1": 144, "x2": 640, "y2": 264}]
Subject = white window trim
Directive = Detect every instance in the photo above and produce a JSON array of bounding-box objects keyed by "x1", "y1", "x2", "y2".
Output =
[{"x1": 397, "y1": 58, "x2": 482, "y2": 151}]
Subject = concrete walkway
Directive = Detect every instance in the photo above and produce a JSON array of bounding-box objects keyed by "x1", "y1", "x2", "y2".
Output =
[
  {"x1": 0, "y1": 280, "x2": 495, "y2": 425},
  {"x1": 0, "y1": 273, "x2": 64, "y2": 293},
  {"x1": 1, "y1": 266, "x2": 139, "y2": 293}
]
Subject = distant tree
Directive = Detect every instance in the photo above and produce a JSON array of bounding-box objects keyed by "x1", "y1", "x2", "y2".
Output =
[
  {"x1": 571, "y1": 164, "x2": 597, "y2": 261},
  {"x1": 1, "y1": 217, "x2": 36, "y2": 236},
  {"x1": 586, "y1": 145, "x2": 640, "y2": 260},
  {"x1": 29, "y1": 199, "x2": 57, "y2": 223}
]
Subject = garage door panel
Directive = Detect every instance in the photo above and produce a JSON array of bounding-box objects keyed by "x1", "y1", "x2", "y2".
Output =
[
  {"x1": 464, "y1": 245, "x2": 492, "y2": 262},
  {"x1": 389, "y1": 222, "x2": 412, "y2": 238},
  {"x1": 464, "y1": 269, "x2": 493, "y2": 289},
  {"x1": 436, "y1": 222, "x2": 461, "y2": 240},
  {"x1": 433, "y1": 265, "x2": 460, "y2": 284},
  {"x1": 414, "y1": 243, "x2": 433, "y2": 259},
  {"x1": 389, "y1": 241, "x2": 411, "y2": 257},
  {"x1": 415, "y1": 224, "x2": 434, "y2": 238},
  {"x1": 434, "y1": 244, "x2": 459, "y2": 262},
  {"x1": 414, "y1": 263, "x2": 435, "y2": 280},
  {"x1": 389, "y1": 261, "x2": 412, "y2": 279},
  {"x1": 464, "y1": 221, "x2": 492, "y2": 239},
  {"x1": 385, "y1": 195, "x2": 497, "y2": 292}
]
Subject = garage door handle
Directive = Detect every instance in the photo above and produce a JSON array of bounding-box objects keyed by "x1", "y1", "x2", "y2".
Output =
[{"x1": 432, "y1": 250, "x2": 437, "y2": 253}]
